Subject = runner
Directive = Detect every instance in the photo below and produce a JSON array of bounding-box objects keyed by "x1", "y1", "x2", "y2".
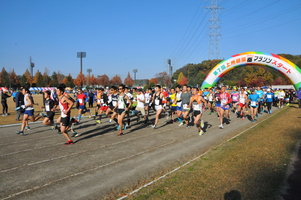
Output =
[
  {"x1": 107, "y1": 86, "x2": 119, "y2": 125},
  {"x1": 231, "y1": 88, "x2": 239, "y2": 114},
  {"x1": 168, "y1": 88, "x2": 177, "y2": 123},
  {"x1": 16, "y1": 88, "x2": 35, "y2": 135},
  {"x1": 150, "y1": 85, "x2": 164, "y2": 129},
  {"x1": 218, "y1": 86, "x2": 232, "y2": 129},
  {"x1": 95, "y1": 88, "x2": 108, "y2": 124},
  {"x1": 174, "y1": 85, "x2": 183, "y2": 125},
  {"x1": 115, "y1": 84, "x2": 132, "y2": 136},
  {"x1": 56, "y1": 87, "x2": 75, "y2": 145},
  {"x1": 1, "y1": 89, "x2": 11, "y2": 116},
  {"x1": 264, "y1": 88, "x2": 274, "y2": 114},
  {"x1": 179, "y1": 85, "x2": 192, "y2": 128},
  {"x1": 34, "y1": 90, "x2": 58, "y2": 127},
  {"x1": 255, "y1": 87, "x2": 264, "y2": 113},
  {"x1": 144, "y1": 88, "x2": 152, "y2": 123},
  {"x1": 132, "y1": 88, "x2": 147, "y2": 123},
  {"x1": 277, "y1": 89, "x2": 285, "y2": 108},
  {"x1": 248, "y1": 89, "x2": 260, "y2": 122},
  {"x1": 237, "y1": 88, "x2": 248, "y2": 120},
  {"x1": 188, "y1": 87, "x2": 206, "y2": 135},
  {"x1": 76, "y1": 89, "x2": 88, "y2": 123}
]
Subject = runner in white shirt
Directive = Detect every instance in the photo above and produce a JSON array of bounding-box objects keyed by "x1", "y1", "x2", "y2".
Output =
[{"x1": 133, "y1": 88, "x2": 147, "y2": 123}]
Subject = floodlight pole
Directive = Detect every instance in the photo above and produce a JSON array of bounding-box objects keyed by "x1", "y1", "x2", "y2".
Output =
[{"x1": 77, "y1": 52, "x2": 86, "y2": 88}]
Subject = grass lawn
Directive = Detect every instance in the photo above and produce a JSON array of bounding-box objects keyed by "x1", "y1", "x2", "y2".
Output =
[{"x1": 118, "y1": 105, "x2": 301, "y2": 200}]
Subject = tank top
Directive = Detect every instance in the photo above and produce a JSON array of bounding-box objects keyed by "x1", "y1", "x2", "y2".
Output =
[
  {"x1": 59, "y1": 96, "x2": 70, "y2": 117},
  {"x1": 24, "y1": 94, "x2": 34, "y2": 110}
]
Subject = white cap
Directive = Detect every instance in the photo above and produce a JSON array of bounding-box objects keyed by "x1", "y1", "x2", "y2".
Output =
[{"x1": 267, "y1": 88, "x2": 271, "y2": 91}]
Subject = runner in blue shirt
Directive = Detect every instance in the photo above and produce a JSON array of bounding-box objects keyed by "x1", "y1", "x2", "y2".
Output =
[
  {"x1": 248, "y1": 89, "x2": 260, "y2": 122},
  {"x1": 264, "y1": 89, "x2": 274, "y2": 114}
]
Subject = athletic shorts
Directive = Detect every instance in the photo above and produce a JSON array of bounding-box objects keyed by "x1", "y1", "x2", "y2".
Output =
[
  {"x1": 221, "y1": 106, "x2": 229, "y2": 110},
  {"x1": 135, "y1": 106, "x2": 145, "y2": 116},
  {"x1": 60, "y1": 116, "x2": 70, "y2": 127},
  {"x1": 46, "y1": 111, "x2": 55, "y2": 120},
  {"x1": 24, "y1": 109, "x2": 34, "y2": 116},
  {"x1": 116, "y1": 109, "x2": 127, "y2": 115},
  {"x1": 250, "y1": 106, "x2": 258, "y2": 108},
  {"x1": 96, "y1": 104, "x2": 101, "y2": 108},
  {"x1": 171, "y1": 106, "x2": 177, "y2": 112},
  {"x1": 155, "y1": 105, "x2": 163, "y2": 110},
  {"x1": 175, "y1": 106, "x2": 182, "y2": 111},
  {"x1": 215, "y1": 103, "x2": 221, "y2": 107},
  {"x1": 100, "y1": 105, "x2": 108, "y2": 111},
  {"x1": 193, "y1": 110, "x2": 201, "y2": 117},
  {"x1": 238, "y1": 103, "x2": 246, "y2": 107},
  {"x1": 79, "y1": 105, "x2": 85, "y2": 110}
]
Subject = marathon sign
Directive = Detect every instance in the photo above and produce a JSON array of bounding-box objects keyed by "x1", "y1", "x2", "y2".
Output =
[{"x1": 201, "y1": 51, "x2": 301, "y2": 90}]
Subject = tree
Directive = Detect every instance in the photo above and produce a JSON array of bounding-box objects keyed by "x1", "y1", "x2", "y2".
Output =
[
  {"x1": 9, "y1": 69, "x2": 19, "y2": 89},
  {"x1": 178, "y1": 76, "x2": 188, "y2": 86},
  {"x1": 74, "y1": 72, "x2": 86, "y2": 87},
  {"x1": 272, "y1": 77, "x2": 284, "y2": 85},
  {"x1": 33, "y1": 70, "x2": 44, "y2": 87},
  {"x1": 90, "y1": 74, "x2": 98, "y2": 86},
  {"x1": 124, "y1": 72, "x2": 135, "y2": 87},
  {"x1": 155, "y1": 71, "x2": 171, "y2": 86},
  {"x1": 0, "y1": 67, "x2": 9, "y2": 87},
  {"x1": 149, "y1": 78, "x2": 158, "y2": 85},
  {"x1": 50, "y1": 72, "x2": 59, "y2": 86},
  {"x1": 177, "y1": 72, "x2": 188, "y2": 85},
  {"x1": 110, "y1": 75, "x2": 122, "y2": 86},
  {"x1": 20, "y1": 74, "x2": 30, "y2": 88},
  {"x1": 43, "y1": 68, "x2": 51, "y2": 86},
  {"x1": 24, "y1": 69, "x2": 32, "y2": 85},
  {"x1": 63, "y1": 74, "x2": 75, "y2": 88},
  {"x1": 97, "y1": 74, "x2": 110, "y2": 87},
  {"x1": 57, "y1": 71, "x2": 64, "y2": 84}
]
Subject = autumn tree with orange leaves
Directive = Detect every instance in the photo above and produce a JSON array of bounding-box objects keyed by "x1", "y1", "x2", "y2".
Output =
[
  {"x1": 97, "y1": 74, "x2": 110, "y2": 87},
  {"x1": 110, "y1": 74, "x2": 122, "y2": 86},
  {"x1": 74, "y1": 71, "x2": 86, "y2": 87},
  {"x1": 124, "y1": 72, "x2": 135, "y2": 87}
]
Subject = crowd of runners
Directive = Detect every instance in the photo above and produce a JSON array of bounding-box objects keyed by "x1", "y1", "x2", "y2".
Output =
[{"x1": 1, "y1": 84, "x2": 300, "y2": 145}]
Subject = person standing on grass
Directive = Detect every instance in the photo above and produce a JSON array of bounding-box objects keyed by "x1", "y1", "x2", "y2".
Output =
[
  {"x1": 16, "y1": 88, "x2": 35, "y2": 135},
  {"x1": 297, "y1": 86, "x2": 301, "y2": 109},
  {"x1": 1, "y1": 89, "x2": 11, "y2": 116},
  {"x1": 56, "y1": 87, "x2": 74, "y2": 145}
]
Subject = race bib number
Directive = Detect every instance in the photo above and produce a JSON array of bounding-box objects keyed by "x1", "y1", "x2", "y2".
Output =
[
  {"x1": 183, "y1": 104, "x2": 188, "y2": 109},
  {"x1": 79, "y1": 99, "x2": 83, "y2": 104},
  {"x1": 251, "y1": 101, "x2": 257, "y2": 106},
  {"x1": 112, "y1": 101, "x2": 117, "y2": 106},
  {"x1": 177, "y1": 101, "x2": 182, "y2": 107},
  {"x1": 221, "y1": 99, "x2": 227, "y2": 105},
  {"x1": 240, "y1": 98, "x2": 245, "y2": 104},
  {"x1": 155, "y1": 99, "x2": 160, "y2": 106},
  {"x1": 267, "y1": 94, "x2": 272, "y2": 98},
  {"x1": 45, "y1": 105, "x2": 50, "y2": 111},
  {"x1": 193, "y1": 103, "x2": 200, "y2": 111},
  {"x1": 232, "y1": 96, "x2": 238, "y2": 101},
  {"x1": 118, "y1": 101, "x2": 124, "y2": 109}
]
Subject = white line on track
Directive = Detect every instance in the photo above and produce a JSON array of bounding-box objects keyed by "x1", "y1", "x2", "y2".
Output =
[
  {"x1": 0, "y1": 128, "x2": 172, "y2": 172},
  {"x1": 116, "y1": 112, "x2": 276, "y2": 200},
  {"x1": 1, "y1": 131, "x2": 196, "y2": 200}
]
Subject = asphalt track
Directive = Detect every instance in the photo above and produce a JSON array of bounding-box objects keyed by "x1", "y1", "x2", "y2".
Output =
[{"x1": 0, "y1": 107, "x2": 279, "y2": 200}]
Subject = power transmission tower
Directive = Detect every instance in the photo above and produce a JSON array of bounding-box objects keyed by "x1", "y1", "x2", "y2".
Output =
[
  {"x1": 30, "y1": 57, "x2": 35, "y2": 78},
  {"x1": 205, "y1": 0, "x2": 223, "y2": 60}
]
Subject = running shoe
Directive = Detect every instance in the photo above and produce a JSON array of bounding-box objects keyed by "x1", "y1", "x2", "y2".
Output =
[
  {"x1": 251, "y1": 119, "x2": 255, "y2": 122},
  {"x1": 286, "y1": 103, "x2": 290, "y2": 106},
  {"x1": 219, "y1": 124, "x2": 224, "y2": 129},
  {"x1": 200, "y1": 120, "x2": 204, "y2": 128},
  {"x1": 255, "y1": 114, "x2": 258, "y2": 118},
  {"x1": 16, "y1": 131, "x2": 24, "y2": 135},
  {"x1": 71, "y1": 131, "x2": 77, "y2": 137},
  {"x1": 199, "y1": 130, "x2": 204, "y2": 135},
  {"x1": 151, "y1": 125, "x2": 156, "y2": 129},
  {"x1": 179, "y1": 122, "x2": 184, "y2": 126},
  {"x1": 25, "y1": 126, "x2": 30, "y2": 130},
  {"x1": 242, "y1": 117, "x2": 245, "y2": 120},
  {"x1": 108, "y1": 119, "x2": 112, "y2": 123},
  {"x1": 74, "y1": 132, "x2": 81, "y2": 137},
  {"x1": 186, "y1": 125, "x2": 190, "y2": 129},
  {"x1": 95, "y1": 120, "x2": 101, "y2": 124},
  {"x1": 137, "y1": 116, "x2": 140, "y2": 122},
  {"x1": 116, "y1": 125, "x2": 120, "y2": 130},
  {"x1": 64, "y1": 140, "x2": 74, "y2": 145},
  {"x1": 123, "y1": 124, "x2": 127, "y2": 130},
  {"x1": 83, "y1": 109, "x2": 90, "y2": 114}
]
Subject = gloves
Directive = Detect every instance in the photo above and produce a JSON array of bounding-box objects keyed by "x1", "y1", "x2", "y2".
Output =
[{"x1": 21, "y1": 105, "x2": 26, "y2": 109}]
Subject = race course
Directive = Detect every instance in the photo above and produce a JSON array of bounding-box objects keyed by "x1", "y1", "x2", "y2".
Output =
[{"x1": 0, "y1": 107, "x2": 283, "y2": 200}]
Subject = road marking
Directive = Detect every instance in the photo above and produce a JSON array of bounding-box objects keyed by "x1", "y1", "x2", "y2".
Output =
[{"x1": 116, "y1": 112, "x2": 276, "y2": 200}]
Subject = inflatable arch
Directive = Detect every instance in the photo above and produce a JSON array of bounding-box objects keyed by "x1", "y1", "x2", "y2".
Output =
[{"x1": 201, "y1": 52, "x2": 301, "y2": 90}]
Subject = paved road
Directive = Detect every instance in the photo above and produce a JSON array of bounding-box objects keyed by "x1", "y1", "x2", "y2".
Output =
[{"x1": 0, "y1": 107, "x2": 279, "y2": 200}]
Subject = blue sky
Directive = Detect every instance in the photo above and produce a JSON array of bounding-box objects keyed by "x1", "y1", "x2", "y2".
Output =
[{"x1": 1, "y1": 0, "x2": 301, "y2": 81}]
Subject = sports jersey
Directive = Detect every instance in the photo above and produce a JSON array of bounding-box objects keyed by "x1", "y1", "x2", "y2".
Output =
[
  {"x1": 248, "y1": 94, "x2": 260, "y2": 107},
  {"x1": 77, "y1": 93, "x2": 87, "y2": 106}
]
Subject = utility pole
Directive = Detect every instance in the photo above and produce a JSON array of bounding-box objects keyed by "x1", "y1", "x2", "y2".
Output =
[{"x1": 205, "y1": 0, "x2": 223, "y2": 60}]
